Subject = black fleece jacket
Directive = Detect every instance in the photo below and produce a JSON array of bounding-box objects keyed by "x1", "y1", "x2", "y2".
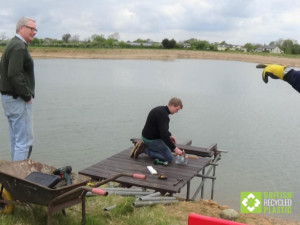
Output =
[{"x1": 142, "y1": 105, "x2": 176, "y2": 151}]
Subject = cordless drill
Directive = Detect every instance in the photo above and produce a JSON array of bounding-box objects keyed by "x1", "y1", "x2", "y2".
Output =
[
  {"x1": 53, "y1": 166, "x2": 72, "y2": 185},
  {"x1": 154, "y1": 159, "x2": 168, "y2": 166}
]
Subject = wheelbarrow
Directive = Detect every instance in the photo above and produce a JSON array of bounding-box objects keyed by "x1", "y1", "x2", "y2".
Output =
[{"x1": 0, "y1": 159, "x2": 146, "y2": 225}]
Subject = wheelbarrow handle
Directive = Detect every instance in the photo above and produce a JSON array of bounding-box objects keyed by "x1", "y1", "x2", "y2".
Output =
[
  {"x1": 92, "y1": 173, "x2": 146, "y2": 188},
  {"x1": 91, "y1": 188, "x2": 107, "y2": 196},
  {"x1": 49, "y1": 173, "x2": 146, "y2": 205},
  {"x1": 81, "y1": 186, "x2": 108, "y2": 196},
  {"x1": 133, "y1": 173, "x2": 146, "y2": 180},
  {"x1": 48, "y1": 185, "x2": 108, "y2": 206},
  {"x1": 81, "y1": 173, "x2": 146, "y2": 196}
]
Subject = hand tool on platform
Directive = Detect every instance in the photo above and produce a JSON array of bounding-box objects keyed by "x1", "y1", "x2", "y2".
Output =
[
  {"x1": 53, "y1": 166, "x2": 72, "y2": 185},
  {"x1": 154, "y1": 159, "x2": 168, "y2": 166},
  {"x1": 173, "y1": 179, "x2": 183, "y2": 186},
  {"x1": 158, "y1": 174, "x2": 167, "y2": 180}
]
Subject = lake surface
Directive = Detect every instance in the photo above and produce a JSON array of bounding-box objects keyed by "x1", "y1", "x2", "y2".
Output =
[{"x1": 1, "y1": 58, "x2": 300, "y2": 220}]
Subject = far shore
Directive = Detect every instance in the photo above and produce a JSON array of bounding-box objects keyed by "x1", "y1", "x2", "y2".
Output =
[{"x1": 24, "y1": 48, "x2": 300, "y2": 67}]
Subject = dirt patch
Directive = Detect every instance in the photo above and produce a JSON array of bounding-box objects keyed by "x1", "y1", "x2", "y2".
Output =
[
  {"x1": 29, "y1": 48, "x2": 300, "y2": 67},
  {"x1": 0, "y1": 161, "x2": 9, "y2": 166}
]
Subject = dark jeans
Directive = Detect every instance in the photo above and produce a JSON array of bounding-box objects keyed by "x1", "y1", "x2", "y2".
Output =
[{"x1": 144, "y1": 139, "x2": 173, "y2": 162}]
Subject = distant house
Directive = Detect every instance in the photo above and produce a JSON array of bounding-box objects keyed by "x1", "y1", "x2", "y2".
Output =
[
  {"x1": 126, "y1": 42, "x2": 161, "y2": 47},
  {"x1": 217, "y1": 44, "x2": 228, "y2": 51},
  {"x1": 255, "y1": 45, "x2": 282, "y2": 54},
  {"x1": 217, "y1": 44, "x2": 246, "y2": 52},
  {"x1": 183, "y1": 43, "x2": 191, "y2": 48}
]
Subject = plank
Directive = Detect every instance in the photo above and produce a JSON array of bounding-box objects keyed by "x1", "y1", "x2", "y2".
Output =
[{"x1": 130, "y1": 138, "x2": 215, "y2": 157}]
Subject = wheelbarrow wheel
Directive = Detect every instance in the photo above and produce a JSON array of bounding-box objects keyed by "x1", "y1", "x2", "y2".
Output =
[{"x1": 0, "y1": 188, "x2": 13, "y2": 213}]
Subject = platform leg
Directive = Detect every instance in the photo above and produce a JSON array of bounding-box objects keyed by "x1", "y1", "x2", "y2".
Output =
[
  {"x1": 81, "y1": 196, "x2": 86, "y2": 225},
  {"x1": 47, "y1": 213, "x2": 52, "y2": 225},
  {"x1": 186, "y1": 181, "x2": 190, "y2": 200},
  {"x1": 201, "y1": 167, "x2": 205, "y2": 199},
  {"x1": 211, "y1": 164, "x2": 216, "y2": 200}
]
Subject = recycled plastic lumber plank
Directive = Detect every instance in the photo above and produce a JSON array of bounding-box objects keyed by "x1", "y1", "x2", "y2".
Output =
[
  {"x1": 130, "y1": 138, "x2": 215, "y2": 157},
  {"x1": 79, "y1": 147, "x2": 212, "y2": 196}
]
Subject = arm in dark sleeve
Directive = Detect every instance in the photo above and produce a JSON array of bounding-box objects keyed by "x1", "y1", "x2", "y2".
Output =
[
  {"x1": 158, "y1": 116, "x2": 176, "y2": 151},
  {"x1": 284, "y1": 69, "x2": 300, "y2": 93}
]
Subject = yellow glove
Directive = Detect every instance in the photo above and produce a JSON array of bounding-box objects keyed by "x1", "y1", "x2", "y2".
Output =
[{"x1": 256, "y1": 64, "x2": 286, "y2": 83}]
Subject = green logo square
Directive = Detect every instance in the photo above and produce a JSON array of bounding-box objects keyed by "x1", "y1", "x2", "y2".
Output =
[{"x1": 240, "y1": 192, "x2": 262, "y2": 213}]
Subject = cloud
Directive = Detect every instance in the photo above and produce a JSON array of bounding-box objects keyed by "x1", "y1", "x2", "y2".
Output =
[{"x1": 0, "y1": 0, "x2": 300, "y2": 45}]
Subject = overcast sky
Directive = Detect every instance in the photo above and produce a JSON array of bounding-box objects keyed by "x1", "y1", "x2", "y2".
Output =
[{"x1": 1, "y1": 0, "x2": 300, "y2": 45}]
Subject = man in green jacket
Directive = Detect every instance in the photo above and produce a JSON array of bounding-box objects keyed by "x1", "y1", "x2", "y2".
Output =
[{"x1": 0, "y1": 17, "x2": 37, "y2": 161}]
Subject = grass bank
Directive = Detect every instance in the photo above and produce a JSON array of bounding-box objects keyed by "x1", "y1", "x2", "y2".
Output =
[{"x1": 1, "y1": 194, "x2": 299, "y2": 225}]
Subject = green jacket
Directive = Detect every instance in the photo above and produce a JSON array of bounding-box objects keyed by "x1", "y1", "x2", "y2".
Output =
[{"x1": 0, "y1": 36, "x2": 35, "y2": 102}]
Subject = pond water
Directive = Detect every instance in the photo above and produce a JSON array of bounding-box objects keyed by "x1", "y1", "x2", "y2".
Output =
[{"x1": 1, "y1": 58, "x2": 299, "y2": 220}]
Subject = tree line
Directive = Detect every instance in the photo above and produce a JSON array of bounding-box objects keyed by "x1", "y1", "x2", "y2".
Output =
[{"x1": 1, "y1": 32, "x2": 300, "y2": 55}]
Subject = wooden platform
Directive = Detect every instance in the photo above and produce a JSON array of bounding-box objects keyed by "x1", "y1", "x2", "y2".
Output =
[{"x1": 79, "y1": 140, "x2": 220, "y2": 200}]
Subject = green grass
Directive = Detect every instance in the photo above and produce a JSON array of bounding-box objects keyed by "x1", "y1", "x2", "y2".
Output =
[{"x1": 0, "y1": 195, "x2": 181, "y2": 225}]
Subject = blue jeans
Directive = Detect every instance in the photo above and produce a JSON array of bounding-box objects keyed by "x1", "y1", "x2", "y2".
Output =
[
  {"x1": 1, "y1": 95, "x2": 33, "y2": 161},
  {"x1": 143, "y1": 139, "x2": 173, "y2": 162}
]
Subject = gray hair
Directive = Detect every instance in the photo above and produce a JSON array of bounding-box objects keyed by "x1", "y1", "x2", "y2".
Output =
[{"x1": 16, "y1": 17, "x2": 35, "y2": 33}]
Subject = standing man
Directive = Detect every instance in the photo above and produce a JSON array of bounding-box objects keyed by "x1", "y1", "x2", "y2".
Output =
[
  {"x1": 0, "y1": 17, "x2": 37, "y2": 161},
  {"x1": 131, "y1": 97, "x2": 183, "y2": 162}
]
